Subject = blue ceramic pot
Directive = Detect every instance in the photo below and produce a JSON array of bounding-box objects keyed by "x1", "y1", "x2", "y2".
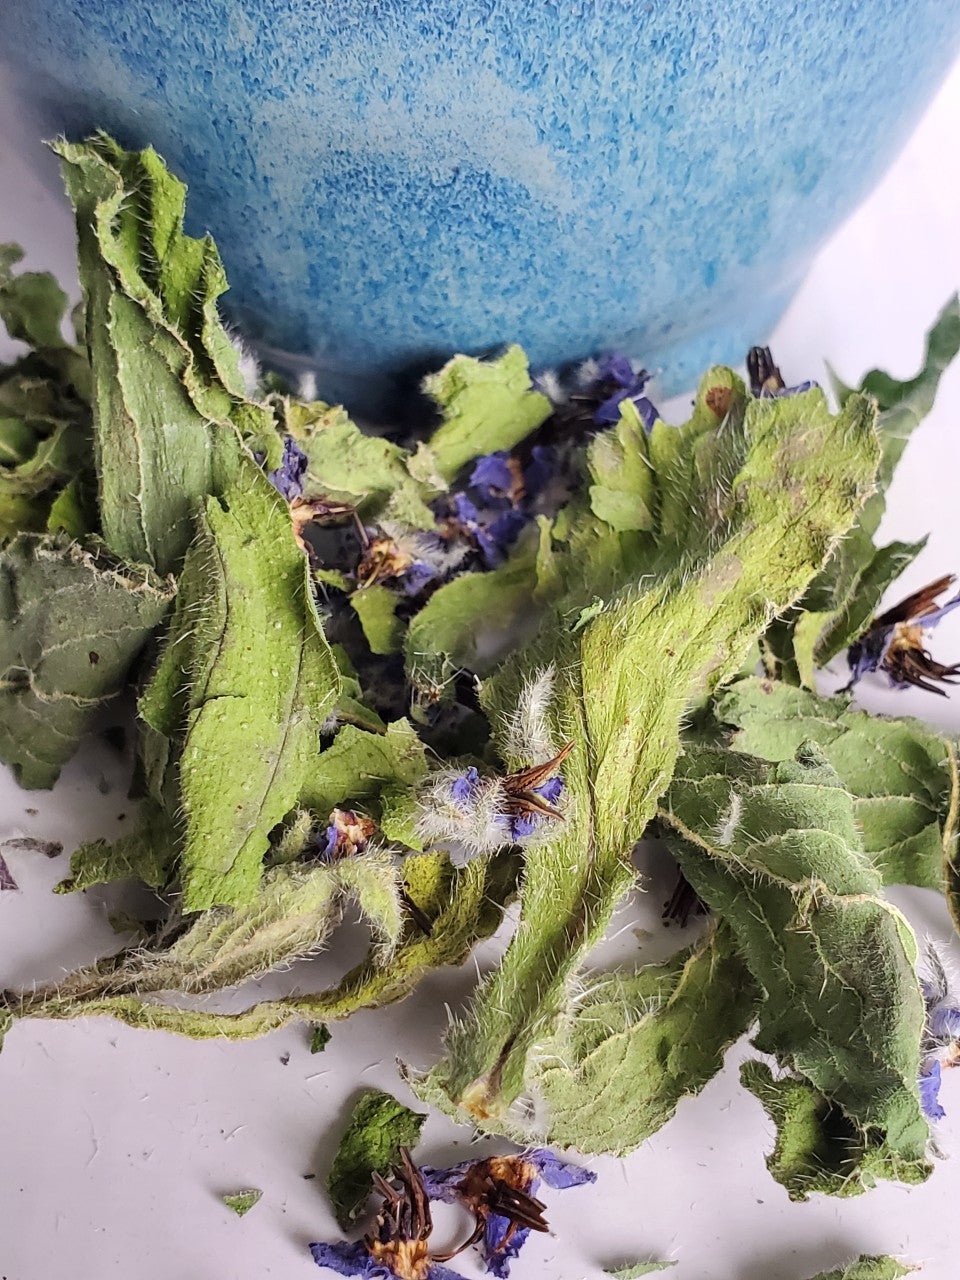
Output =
[{"x1": 2, "y1": 2, "x2": 958, "y2": 411}]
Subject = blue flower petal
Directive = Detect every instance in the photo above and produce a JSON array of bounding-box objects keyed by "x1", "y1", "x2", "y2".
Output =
[
  {"x1": 267, "y1": 436, "x2": 309, "y2": 501},
  {"x1": 633, "y1": 395, "x2": 660, "y2": 431},
  {"x1": 760, "y1": 380, "x2": 818, "y2": 399},
  {"x1": 484, "y1": 1213, "x2": 530, "y2": 1277},
  {"x1": 525, "y1": 1149, "x2": 596, "y2": 1190},
  {"x1": 508, "y1": 814, "x2": 539, "y2": 840},
  {"x1": 593, "y1": 387, "x2": 631, "y2": 425},
  {"x1": 485, "y1": 508, "x2": 529, "y2": 556},
  {"x1": 321, "y1": 825, "x2": 339, "y2": 860},
  {"x1": 309, "y1": 1240, "x2": 389, "y2": 1278},
  {"x1": 523, "y1": 445, "x2": 557, "y2": 500},
  {"x1": 403, "y1": 560, "x2": 438, "y2": 597},
  {"x1": 596, "y1": 353, "x2": 639, "y2": 388},
  {"x1": 451, "y1": 767, "x2": 480, "y2": 806},
  {"x1": 929, "y1": 1004, "x2": 960, "y2": 1042},
  {"x1": 922, "y1": 591, "x2": 960, "y2": 630},
  {"x1": 534, "y1": 777, "x2": 564, "y2": 806},
  {"x1": 920, "y1": 1060, "x2": 946, "y2": 1121},
  {"x1": 470, "y1": 452, "x2": 514, "y2": 495}
]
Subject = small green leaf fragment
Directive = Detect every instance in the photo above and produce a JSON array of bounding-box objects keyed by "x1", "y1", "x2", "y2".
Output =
[
  {"x1": 421, "y1": 346, "x2": 551, "y2": 482},
  {"x1": 326, "y1": 1089, "x2": 426, "y2": 1228},
  {"x1": 803, "y1": 1256, "x2": 915, "y2": 1280},
  {"x1": 293, "y1": 400, "x2": 436, "y2": 529},
  {"x1": 55, "y1": 805, "x2": 175, "y2": 892},
  {"x1": 605, "y1": 1262, "x2": 677, "y2": 1279},
  {"x1": 310, "y1": 1023, "x2": 332, "y2": 1054},
  {"x1": 588, "y1": 399, "x2": 655, "y2": 532},
  {"x1": 405, "y1": 525, "x2": 543, "y2": 688},
  {"x1": 222, "y1": 1188, "x2": 262, "y2": 1217},
  {"x1": 0, "y1": 242, "x2": 70, "y2": 350},
  {"x1": 301, "y1": 720, "x2": 427, "y2": 815},
  {"x1": 351, "y1": 585, "x2": 404, "y2": 655}
]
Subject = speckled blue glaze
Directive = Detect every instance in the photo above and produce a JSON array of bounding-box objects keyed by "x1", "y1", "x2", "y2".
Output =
[{"x1": 2, "y1": 2, "x2": 959, "y2": 410}]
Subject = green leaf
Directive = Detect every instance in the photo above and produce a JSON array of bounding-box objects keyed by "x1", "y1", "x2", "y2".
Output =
[
  {"x1": 660, "y1": 744, "x2": 930, "y2": 1197},
  {"x1": 55, "y1": 804, "x2": 176, "y2": 893},
  {"x1": 772, "y1": 297, "x2": 960, "y2": 683},
  {"x1": 421, "y1": 346, "x2": 551, "y2": 482},
  {"x1": 46, "y1": 476, "x2": 95, "y2": 539},
  {"x1": 716, "y1": 677, "x2": 958, "y2": 893},
  {"x1": 645, "y1": 365, "x2": 747, "y2": 556},
  {"x1": 1, "y1": 849, "x2": 519, "y2": 1044},
  {"x1": 419, "y1": 389, "x2": 880, "y2": 1131},
  {"x1": 530, "y1": 924, "x2": 759, "y2": 1154},
  {"x1": 350, "y1": 585, "x2": 404, "y2": 655},
  {"x1": 0, "y1": 534, "x2": 174, "y2": 787},
  {"x1": 741, "y1": 1061, "x2": 929, "y2": 1203},
  {"x1": 301, "y1": 720, "x2": 427, "y2": 816},
  {"x1": 0, "y1": 242, "x2": 70, "y2": 351},
  {"x1": 310, "y1": 1023, "x2": 332, "y2": 1053},
  {"x1": 292, "y1": 400, "x2": 436, "y2": 529},
  {"x1": 858, "y1": 293, "x2": 960, "y2": 504},
  {"x1": 326, "y1": 1089, "x2": 426, "y2": 1228},
  {"x1": 802, "y1": 1255, "x2": 915, "y2": 1280},
  {"x1": 175, "y1": 459, "x2": 341, "y2": 909},
  {"x1": 221, "y1": 1189, "x2": 262, "y2": 1217},
  {"x1": 405, "y1": 522, "x2": 545, "y2": 698},
  {"x1": 605, "y1": 1263, "x2": 677, "y2": 1279},
  {"x1": 53, "y1": 135, "x2": 274, "y2": 574},
  {"x1": 587, "y1": 399, "x2": 656, "y2": 532},
  {"x1": 6, "y1": 856, "x2": 402, "y2": 1028}
]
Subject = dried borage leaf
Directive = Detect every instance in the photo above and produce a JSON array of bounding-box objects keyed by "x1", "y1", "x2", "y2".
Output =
[{"x1": 2, "y1": 134, "x2": 960, "y2": 1236}]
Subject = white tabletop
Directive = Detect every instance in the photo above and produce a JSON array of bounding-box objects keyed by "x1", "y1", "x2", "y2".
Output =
[{"x1": 3, "y1": 58, "x2": 960, "y2": 1280}]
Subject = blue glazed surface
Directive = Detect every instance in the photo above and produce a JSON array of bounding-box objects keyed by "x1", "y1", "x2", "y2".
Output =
[{"x1": 2, "y1": 1, "x2": 958, "y2": 408}]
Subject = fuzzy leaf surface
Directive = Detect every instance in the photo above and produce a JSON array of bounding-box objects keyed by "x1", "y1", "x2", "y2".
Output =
[
  {"x1": 0, "y1": 534, "x2": 173, "y2": 787},
  {"x1": 176, "y1": 459, "x2": 340, "y2": 909},
  {"x1": 291, "y1": 400, "x2": 436, "y2": 528},
  {"x1": 531, "y1": 924, "x2": 759, "y2": 1154},
  {"x1": 54, "y1": 135, "x2": 273, "y2": 573},
  {"x1": 716, "y1": 677, "x2": 959, "y2": 894},
  {"x1": 0, "y1": 850, "x2": 518, "y2": 1045},
  {"x1": 419, "y1": 388, "x2": 880, "y2": 1131},
  {"x1": 660, "y1": 745, "x2": 930, "y2": 1195},
  {"x1": 301, "y1": 720, "x2": 427, "y2": 816},
  {"x1": 803, "y1": 1255, "x2": 914, "y2": 1280},
  {"x1": 56, "y1": 804, "x2": 176, "y2": 893}
]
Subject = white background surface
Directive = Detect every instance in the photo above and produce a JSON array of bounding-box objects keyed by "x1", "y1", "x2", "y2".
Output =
[{"x1": 3, "y1": 55, "x2": 960, "y2": 1280}]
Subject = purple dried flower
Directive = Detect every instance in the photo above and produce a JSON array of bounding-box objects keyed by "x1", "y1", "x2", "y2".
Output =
[
  {"x1": 846, "y1": 575, "x2": 960, "y2": 694},
  {"x1": 450, "y1": 767, "x2": 481, "y2": 806},
  {"x1": 310, "y1": 1150, "x2": 467, "y2": 1280},
  {"x1": 470, "y1": 452, "x2": 517, "y2": 500},
  {"x1": 266, "y1": 435, "x2": 309, "y2": 501},
  {"x1": 591, "y1": 353, "x2": 659, "y2": 429},
  {"x1": 522, "y1": 445, "x2": 559, "y2": 502},
  {"x1": 318, "y1": 809, "x2": 377, "y2": 861},
  {"x1": 402, "y1": 560, "x2": 439, "y2": 597},
  {"x1": 420, "y1": 1149, "x2": 594, "y2": 1277},
  {"x1": 309, "y1": 1240, "x2": 466, "y2": 1280},
  {"x1": 920, "y1": 1060, "x2": 946, "y2": 1121}
]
